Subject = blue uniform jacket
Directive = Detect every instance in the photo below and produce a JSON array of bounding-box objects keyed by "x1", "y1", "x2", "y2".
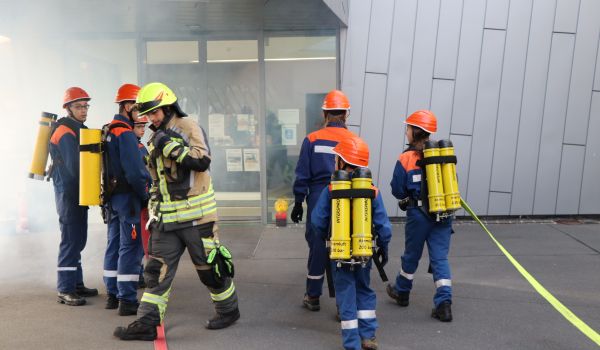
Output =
[
  {"x1": 310, "y1": 185, "x2": 392, "y2": 250},
  {"x1": 390, "y1": 149, "x2": 422, "y2": 201},
  {"x1": 293, "y1": 122, "x2": 357, "y2": 203},
  {"x1": 105, "y1": 115, "x2": 150, "y2": 201},
  {"x1": 50, "y1": 117, "x2": 85, "y2": 197}
]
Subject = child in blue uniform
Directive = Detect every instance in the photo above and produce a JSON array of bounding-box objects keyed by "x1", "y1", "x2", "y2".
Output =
[
  {"x1": 311, "y1": 136, "x2": 392, "y2": 350},
  {"x1": 386, "y1": 110, "x2": 453, "y2": 322}
]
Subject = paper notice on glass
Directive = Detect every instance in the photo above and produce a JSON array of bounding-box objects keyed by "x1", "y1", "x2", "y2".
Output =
[
  {"x1": 208, "y1": 114, "x2": 225, "y2": 138},
  {"x1": 237, "y1": 114, "x2": 249, "y2": 131},
  {"x1": 226, "y1": 148, "x2": 243, "y2": 172},
  {"x1": 243, "y1": 148, "x2": 260, "y2": 172},
  {"x1": 281, "y1": 124, "x2": 297, "y2": 146},
  {"x1": 278, "y1": 109, "x2": 300, "y2": 125}
]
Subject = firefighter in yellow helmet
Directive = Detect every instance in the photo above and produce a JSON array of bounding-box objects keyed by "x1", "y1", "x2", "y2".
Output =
[{"x1": 114, "y1": 82, "x2": 239, "y2": 341}]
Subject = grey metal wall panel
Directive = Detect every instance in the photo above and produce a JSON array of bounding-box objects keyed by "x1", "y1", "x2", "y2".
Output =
[
  {"x1": 595, "y1": 40, "x2": 600, "y2": 90},
  {"x1": 579, "y1": 92, "x2": 600, "y2": 213},
  {"x1": 510, "y1": 0, "x2": 557, "y2": 215},
  {"x1": 407, "y1": 0, "x2": 441, "y2": 113},
  {"x1": 360, "y1": 73, "x2": 388, "y2": 186},
  {"x1": 533, "y1": 33, "x2": 575, "y2": 214},
  {"x1": 365, "y1": 0, "x2": 395, "y2": 74},
  {"x1": 451, "y1": 0, "x2": 487, "y2": 135},
  {"x1": 465, "y1": 29, "x2": 506, "y2": 215},
  {"x1": 378, "y1": 0, "x2": 418, "y2": 217},
  {"x1": 434, "y1": 0, "x2": 462, "y2": 79},
  {"x1": 563, "y1": 0, "x2": 600, "y2": 145},
  {"x1": 347, "y1": 124, "x2": 361, "y2": 135},
  {"x1": 554, "y1": 0, "x2": 580, "y2": 33},
  {"x1": 556, "y1": 145, "x2": 586, "y2": 214},
  {"x1": 488, "y1": 192, "x2": 511, "y2": 215},
  {"x1": 490, "y1": 0, "x2": 533, "y2": 193},
  {"x1": 431, "y1": 79, "x2": 454, "y2": 140},
  {"x1": 452, "y1": 134, "x2": 472, "y2": 216},
  {"x1": 341, "y1": 0, "x2": 371, "y2": 126},
  {"x1": 485, "y1": 0, "x2": 510, "y2": 30}
]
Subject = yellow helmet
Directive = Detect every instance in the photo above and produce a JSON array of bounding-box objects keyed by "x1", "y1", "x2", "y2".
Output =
[{"x1": 136, "y1": 82, "x2": 185, "y2": 116}]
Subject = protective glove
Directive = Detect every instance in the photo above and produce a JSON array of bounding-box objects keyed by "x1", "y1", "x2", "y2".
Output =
[
  {"x1": 151, "y1": 130, "x2": 171, "y2": 152},
  {"x1": 291, "y1": 202, "x2": 303, "y2": 223},
  {"x1": 398, "y1": 197, "x2": 409, "y2": 211},
  {"x1": 376, "y1": 246, "x2": 389, "y2": 267}
]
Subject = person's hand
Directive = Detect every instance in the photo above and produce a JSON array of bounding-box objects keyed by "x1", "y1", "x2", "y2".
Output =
[
  {"x1": 291, "y1": 202, "x2": 303, "y2": 223},
  {"x1": 152, "y1": 130, "x2": 171, "y2": 152},
  {"x1": 376, "y1": 246, "x2": 388, "y2": 267}
]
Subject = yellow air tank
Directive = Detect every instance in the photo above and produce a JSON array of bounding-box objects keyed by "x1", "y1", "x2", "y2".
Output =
[
  {"x1": 438, "y1": 139, "x2": 461, "y2": 211},
  {"x1": 28, "y1": 112, "x2": 57, "y2": 180},
  {"x1": 351, "y1": 167, "x2": 373, "y2": 258},
  {"x1": 79, "y1": 128, "x2": 102, "y2": 206},
  {"x1": 423, "y1": 140, "x2": 446, "y2": 213},
  {"x1": 330, "y1": 170, "x2": 352, "y2": 260}
]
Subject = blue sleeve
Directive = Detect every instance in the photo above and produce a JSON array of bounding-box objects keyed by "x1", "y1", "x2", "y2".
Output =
[
  {"x1": 58, "y1": 133, "x2": 79, "y2": 187},
  {"x1": 373, "y1": 192, "x2": 392, "y2": 248},
  {"x1": 293, "y1": 137, "x2": 312, "y2": 203},
  {"x1": 390, "y1": 160, "x2": 408, "y2": 200},
  {"x1": 119, "y1": 131, "x2": 149, "y2": 200},
  {"x1": 310, "y1": 187, "x2": 331, "y2": 241}
]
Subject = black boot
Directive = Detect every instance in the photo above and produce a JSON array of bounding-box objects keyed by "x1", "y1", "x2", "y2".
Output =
[
  {"x1": 302, "y1": 294, "x2": 320, "y2": 311},
  {"x1": 206, "y1": 308, "x2": 240, "y2": 330},
  {"x1": 57, "y1": 292, "x2": 86, "y2": 306},
  {"x1": 118, "y1": 301, "x2": 139, "y2": 316},
  {"x1": 76, "y1": 285, "x2": 99, "y2": 297},
  {"x1": 114, "y1": 320, "x2": 157, "y2": 341},
  {"x1": 431, "y1": 301, "x2": 453, "y2": 322},
  {"x1": 386, "y1": 284, "x2": 409, "y2": 307},
  {"x1": 105, "y1": 294, "x2": 119, "y2": 309}
]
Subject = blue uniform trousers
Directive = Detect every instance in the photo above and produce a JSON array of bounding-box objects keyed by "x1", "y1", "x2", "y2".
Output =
[
  {"x1": 394, "y1": 208, "x2": 453, "y2": 307},
  {"x1": 103, "y1": 193, "x2": 143, "y2": 303},
  {"x1": 305, "y1": 184, "x2": 328, "y2": 297},
  {"x1": 55, "y1": 192, "x2": 88, "y2": 293},
  {"x1": 334, "y1": 261, "x2": 377, "y2": 350}
]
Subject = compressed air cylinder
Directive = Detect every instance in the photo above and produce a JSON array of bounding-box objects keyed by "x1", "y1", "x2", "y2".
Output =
[
  {"x1": 438, "y1": 139, "x2": 461, "y2": 211},
  {"x1": 28, "y1": 112, "x2": 57, "y2": 180},
  {"x1": 423, "y1": 140, "x2": 446, "y2": 213},
  {"x1": 79, "y1": 129, "x2": 102, "y2": 206},
  {"x1": 351, "y1": 168, "x2": 373, "y2": 258},
  {"x1": 330, "y1": 170, "x2": 352, "y2": 260}
]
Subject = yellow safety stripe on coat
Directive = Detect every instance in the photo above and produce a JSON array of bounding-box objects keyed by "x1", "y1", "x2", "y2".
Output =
[
  {"x1": 210, "y1": 282, "x2": 235, "y2": 302},
  {"x1": 155, "y1": 157, "x2": 171, "y2": 203},
  {"x1": 141, "y1": 287, "x2": 172, "y2": 323},
  {"x1": 176, "y1": 148, "x2": 189, "y2": 163},
  {"x1": 159, "y1": 185, "x2": 215, "y2": 211},
  {"x1": 461, "y1": 198, "x2": 600, "y2": 347},
  {"x1": 162, "y1": 141, "x2": 180, "y2": 158},
  {"x1": 161, "y1": 202, "x2": 217, "y2": 224},
  {"x1": 202, "y1": 237, "x2": 217, "y2": 250}
]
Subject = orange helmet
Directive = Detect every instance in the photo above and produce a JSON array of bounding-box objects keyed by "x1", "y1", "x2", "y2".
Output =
[
  {"x1": 404, "y1": 110, "x2": 437, "y2": 133},
  {"x1": 63, "y1": 87, "x2": 90, "y2": 108},
  {"x1": 332, "y1": 136, "x2": 369, "y2": 167},
  {"x1": 322, "y1": 90, "x2": 350, "y2": 110},
  {"x1": 134, "y1": 115, "x2": 149, "y2": 124},
  {"x1": 115, "y1": 83, "x2": 141, "y2": 103}
]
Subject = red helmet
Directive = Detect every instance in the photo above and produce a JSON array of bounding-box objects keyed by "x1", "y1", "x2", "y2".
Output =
[
  {"x1": 322, "y1": 90, "x2": 350, "y2": 110},
  {"x1": 134, "y1": 115, "x2": 149, "y2": 124},
  {"x1": 115, "y1": 83, "x2": 141, "y2": 103},
  {"x1": 404, "y1": 110, "x2": 437, "y2": 133},
  {"x1": 63, "y1": 87, "x2": 90, "y2": 108},
  {"x1": 332, "y1": 136, "x2": 369, "y2": 167}
]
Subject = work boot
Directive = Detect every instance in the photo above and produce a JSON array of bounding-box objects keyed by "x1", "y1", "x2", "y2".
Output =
[
  {"x1": 386, "y1": 284, "x2": 409, "y2": 307},
  {"x1": 76, "y1": 285, "x2": 99, "y2": 297},
  {"x1": 118, "y1": 301, "x2": 139, "y2": 316},
  {"x1": 105, "y1": 294, "x2": 119, "y2": 309},
  {"x1": 205, "y1": 308, "x2": 240, "y2": 330},
  {"x1": 361, "y1": 337, "x2": 378, "y2": 350},
  {"x1": 57, "y1": 292, "x2": 86, "y2": 306},
  {"x1": 303, "y1": 294, "x2": 320, "y2": 311},
  {"x1": 431, "y1": 301, "x2": 453, "y2": 322},
  {"x1": 114, "y1": 320, "x2": 157, "y2": 341}
]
